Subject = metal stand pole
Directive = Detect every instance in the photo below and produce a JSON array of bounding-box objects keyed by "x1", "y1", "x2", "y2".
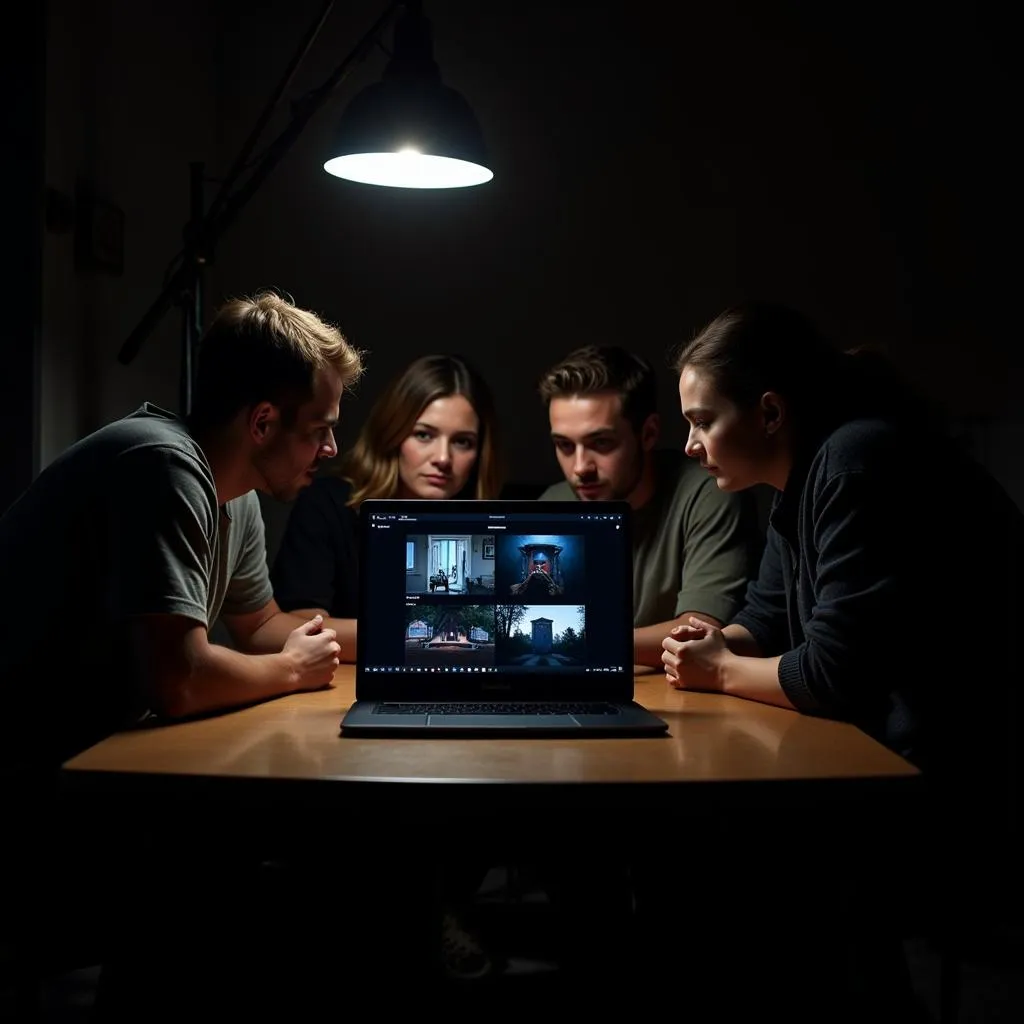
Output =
[
  {"x1": 178, "y1": 162, "x2": 206, "y2": 416},
  {"x1": 116, "y1": 0, "x2": 402, "y2": 385}
]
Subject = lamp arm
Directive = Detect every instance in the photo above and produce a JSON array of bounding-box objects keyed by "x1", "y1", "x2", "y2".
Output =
[
  {"x1": 202, "y1": 0, "x2": 403, "y2": 249},
  {"x1": 204, "y1": 0, "x2": 338, "y2": 232},
  {"x1": 116, "y1": 0, "x2": 404, "y2": 367}
]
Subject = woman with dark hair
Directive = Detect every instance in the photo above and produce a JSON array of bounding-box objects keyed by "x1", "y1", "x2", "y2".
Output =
[
  {"x1": 656, "y1": 300, "x2": 1023, "y2": 1016},
  {"x1": 271, "y1": 353, "x2": 503, "y2": 658},
  {"x1": 664, "y1": 301, "x2": 1021, "y2": 780}
]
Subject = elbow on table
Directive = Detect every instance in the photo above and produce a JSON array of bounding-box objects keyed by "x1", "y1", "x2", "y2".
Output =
[
  {"x1": 143, "y1": 674, "x2": 198, "y2": 721},
  {"x1": 795, "y1": 661, "x2": 884, "y2": 723}
]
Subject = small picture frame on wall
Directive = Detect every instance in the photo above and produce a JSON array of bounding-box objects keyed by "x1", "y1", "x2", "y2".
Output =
[
  {"x1": 74, "y1": 179, "x2": 125, "y2": 276},
  {"x1": 482, "y1": 537, "x2": 495, "y2": 559}
]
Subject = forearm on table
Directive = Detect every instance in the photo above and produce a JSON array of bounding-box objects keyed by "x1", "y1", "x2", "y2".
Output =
[
  {"x1": 148, "y1": 642, "x2": 299, "y2": 720},
  {"x1": 241, "y1": 609, "x2": 324, "y2": 654},
  {"x1": 270, "y1": 606, "x2": 357, "y2": 663},
  {"x1": 634, "y1": 612, "x2": 724, "y2": 668},
  {"x1": 718, "y1": 652, "x2": 795, "y2": 710},
  {"x1": 720, "y1": 623, "x2": 765, "y2": 658}
]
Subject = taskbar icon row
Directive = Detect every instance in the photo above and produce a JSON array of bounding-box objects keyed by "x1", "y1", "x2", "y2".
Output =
[{"x1": 366, "y1": 665, "x2": 498, "y2": 673}]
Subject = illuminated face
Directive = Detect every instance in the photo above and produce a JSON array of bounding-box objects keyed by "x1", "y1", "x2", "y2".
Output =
[
  {"x1": 679, "y1": 366, "x2": 772, "y2": 491},
  {"x1": 548, "y1": 392, "x2": 648, "y2": 502},
  {"x1": 396, "y1": 394, "x2": 480, "y2": 500},
  {"x1": 256, "y1": 368, "x2": 341, "y2": 502}
]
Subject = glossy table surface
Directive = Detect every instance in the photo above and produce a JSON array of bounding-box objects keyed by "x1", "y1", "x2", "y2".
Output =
[{"x1": 62, "y1": 666, "x2": 919, "y2": 788}]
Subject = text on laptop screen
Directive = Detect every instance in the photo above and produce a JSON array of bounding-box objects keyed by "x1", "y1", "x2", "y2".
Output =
[{"x1": 360, "y1": 506, "x2": 630, "y2": 677}]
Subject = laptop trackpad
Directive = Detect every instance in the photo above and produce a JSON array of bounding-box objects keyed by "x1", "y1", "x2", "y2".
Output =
[{"x1": 427, "y1": 714, "x2": 580, "y2": 729}]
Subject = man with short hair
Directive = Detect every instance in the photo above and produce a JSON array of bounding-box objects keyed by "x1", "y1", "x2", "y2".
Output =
[
  {"x1": 538, "y1": 344, "x2": 759, "y2": 667},
  {"x1": 0, "y1": 290, "x2": 364, "y2": 773}
]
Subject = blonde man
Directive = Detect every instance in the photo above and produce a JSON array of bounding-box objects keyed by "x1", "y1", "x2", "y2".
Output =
[{"x1": 0, "y1": 290, "x2": 364, "y2": 772}]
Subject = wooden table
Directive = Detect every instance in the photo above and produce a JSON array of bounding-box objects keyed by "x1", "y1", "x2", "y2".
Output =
[
  {"x1": 61, "y1": 666, "x2": 919, "y2": 820},
  {"x1": 55, "y1": 666, "x2": 925, "y2": 1016}
]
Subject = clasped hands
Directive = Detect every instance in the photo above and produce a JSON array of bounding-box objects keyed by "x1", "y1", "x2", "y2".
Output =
[
  {"x1": 661, "y1": 616, "x2": 728, "y2": 691},
  {"x1": 283, "y1": 614, "x2": 341, "y2": 690}
]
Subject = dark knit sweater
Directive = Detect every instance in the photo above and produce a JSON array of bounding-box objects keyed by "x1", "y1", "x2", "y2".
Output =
[{"x1": 733, "y1": 417, "x2": 1023, "y2": 810}]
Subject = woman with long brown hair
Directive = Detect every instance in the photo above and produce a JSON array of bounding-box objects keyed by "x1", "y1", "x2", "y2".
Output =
[{"x1": 271, "y1": 353, "x2": 503, "y2": 660}]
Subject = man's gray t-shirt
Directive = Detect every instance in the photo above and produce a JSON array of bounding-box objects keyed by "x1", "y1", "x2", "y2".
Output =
[
  {"x1": 539, "y1": 449, "x2": 758, "y2": 628},
  {"x1": 0, "y1": 403, "x2": 273, "y2": 761}
]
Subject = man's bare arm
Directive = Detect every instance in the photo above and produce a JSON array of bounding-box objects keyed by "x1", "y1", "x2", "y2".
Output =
[
  {"x1": 222, "y1": 599, "x2": 357, "y2": 660},
  {"x1": 130, "y1": 612, "x2": 339, "y2": 720},
  {"x1": 261, "y1": 606, "x2": 358, "y2": 664}
]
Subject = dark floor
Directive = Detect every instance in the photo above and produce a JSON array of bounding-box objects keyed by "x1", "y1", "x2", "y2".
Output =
[
  {"x1": 22, "y1": 936, "x2": 1024, "y2": 1024},
  {"x1": 9, "y1": 869, "x2": 1024, "y2": 1023}
]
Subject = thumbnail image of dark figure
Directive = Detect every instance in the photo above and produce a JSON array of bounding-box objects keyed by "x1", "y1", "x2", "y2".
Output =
[
  {"x1": 428, "y1": 568, "x2": 452, "y2": 593},
  {"x1": 404, "y1": 604, "x2": 496, "y2": 668},
  {"x1": 404, "y1": 533, "x2": 497, "y2": 596},
  {"x1": 510, "y1": 543, "x2": 563, "y2": 597},
  {"x1": 498, "y1": 534, "x2": 583, "y2": 602},
  {"x1": 494, "y1": 604, "x2": 586, "y2": 667}
]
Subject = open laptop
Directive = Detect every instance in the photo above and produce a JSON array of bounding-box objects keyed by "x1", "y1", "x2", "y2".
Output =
[{"x1": 339, "y1": 498, "x2": 668, "y2": 737}]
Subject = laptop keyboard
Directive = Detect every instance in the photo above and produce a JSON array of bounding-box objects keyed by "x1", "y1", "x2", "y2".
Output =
[{"x1": 375, "y1": 701, "x2": 621, "y2": 716}]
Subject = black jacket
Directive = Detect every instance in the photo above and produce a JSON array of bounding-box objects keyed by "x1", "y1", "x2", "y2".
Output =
[{"x1": 733, "y1": 416, "x2": 1023, "y2": 811}]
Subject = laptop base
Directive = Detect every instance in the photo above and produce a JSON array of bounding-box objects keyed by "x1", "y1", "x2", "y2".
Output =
[{"x1": 340, "y1": 700, "x2": 668, "y2": 737}]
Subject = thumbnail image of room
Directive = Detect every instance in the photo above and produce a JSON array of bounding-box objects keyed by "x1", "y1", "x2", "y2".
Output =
[
  {"x1": 404, "y1": 534, "x2": 496, "y2": 595},
  {"x1": 494, "y1": 604, "x2": 586, "y2": 668},
  {"x1": 496, "y1": 534, "x2": 584, "y2": 602},
  {"x1": 404, "y1": 605, "x2": 497, "y2": 668}
]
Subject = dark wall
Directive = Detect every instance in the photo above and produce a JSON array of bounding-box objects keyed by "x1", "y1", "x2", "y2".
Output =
[
  {"x1": 35, "y1": 1, "x2": 1023, "y2": 497},
  {"x1": 1, "y1": 0, "x2": 45, "y2": 513},
  {"x1": 200, "y1": 0, "x2": 1022, "y2": 488}
]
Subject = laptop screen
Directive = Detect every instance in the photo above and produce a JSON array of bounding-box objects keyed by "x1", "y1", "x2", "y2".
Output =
[{"x1": 356, "y1": 499, "x2": 633, "y2": 698}]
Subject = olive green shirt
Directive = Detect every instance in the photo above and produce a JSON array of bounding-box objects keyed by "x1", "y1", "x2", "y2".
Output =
[{"x1": 539, "y1": 449, "x2": 759, "y2": 627}]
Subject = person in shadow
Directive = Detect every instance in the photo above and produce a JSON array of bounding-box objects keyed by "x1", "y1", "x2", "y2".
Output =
[
  {"x1": 1, "y1": 290, "x2": 363, "y2": 775},
  {"x1": 655, "y1": 300, "x2": 1024, "y2": 1020},
  {"x1": 0, "y1": 290, "x2": 364, "y2": 1018}
]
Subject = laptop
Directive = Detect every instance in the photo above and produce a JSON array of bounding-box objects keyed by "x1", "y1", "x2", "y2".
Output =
[{"x1": 339, "y1": 498, "x2": 669, "y2": 737}]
